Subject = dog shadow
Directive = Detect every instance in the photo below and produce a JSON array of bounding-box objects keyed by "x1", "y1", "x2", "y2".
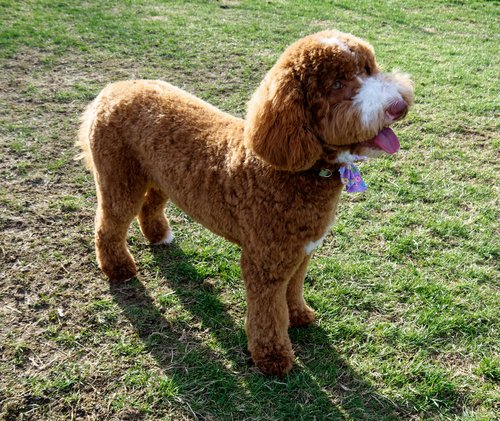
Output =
[{"x1": 110, "y1": 242, "x2": 414, "y2": 420}]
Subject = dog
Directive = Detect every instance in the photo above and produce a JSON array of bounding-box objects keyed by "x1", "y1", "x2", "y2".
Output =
[{"x1": 78, "y1": 30, "x2": 413, "y2": 376}]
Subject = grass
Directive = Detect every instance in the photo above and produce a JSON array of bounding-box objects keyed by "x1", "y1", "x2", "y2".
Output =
[{"x1": 0, "y1": 0, "x2": 498, "y2": 419}]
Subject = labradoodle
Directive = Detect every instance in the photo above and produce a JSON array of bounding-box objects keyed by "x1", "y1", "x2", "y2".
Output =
[{"x1": 78, "y1": 30, "x2": 413, "y2": 376}]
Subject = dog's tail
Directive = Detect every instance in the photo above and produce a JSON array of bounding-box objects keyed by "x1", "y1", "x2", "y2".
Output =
[{"x1": 75, "y1": 96, "x2": 99, "y2": 171}]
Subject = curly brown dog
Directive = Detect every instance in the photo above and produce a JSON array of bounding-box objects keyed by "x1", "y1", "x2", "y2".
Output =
[{"x1": 78, "y1": 30, "x2": 413, "y2": 376}]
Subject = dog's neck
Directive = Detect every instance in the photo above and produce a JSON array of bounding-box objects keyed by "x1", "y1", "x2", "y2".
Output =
[{"x1": 311, "y1": 139, "x2": 341, "y2": 178}]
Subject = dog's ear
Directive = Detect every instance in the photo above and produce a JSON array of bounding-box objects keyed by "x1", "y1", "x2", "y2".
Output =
[{"x1": 244, "y1": 70, "x2": 323, "y2": 171}]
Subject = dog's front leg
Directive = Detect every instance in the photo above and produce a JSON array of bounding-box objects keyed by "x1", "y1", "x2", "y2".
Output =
[
  {"x1": 287, "y1": 255, "x2": 315, "y2": 327},
  {"x1": 241, "y1": 250, "x2": 296, "y2": 377}
]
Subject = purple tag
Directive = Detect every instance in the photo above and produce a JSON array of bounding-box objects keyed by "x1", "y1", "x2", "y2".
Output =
[{"x1": 339, "y1": 163, "x2": 367, "y2": 193}]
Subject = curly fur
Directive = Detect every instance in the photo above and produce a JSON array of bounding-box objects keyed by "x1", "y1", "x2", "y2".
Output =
[{"x1": 77, "y1": 30, "x2": 413, "y2": 376}]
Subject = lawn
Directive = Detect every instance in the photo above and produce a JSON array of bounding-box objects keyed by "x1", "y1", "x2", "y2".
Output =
[{"x1": 0, "y1": 0, "x2": 498, "y2": 419}]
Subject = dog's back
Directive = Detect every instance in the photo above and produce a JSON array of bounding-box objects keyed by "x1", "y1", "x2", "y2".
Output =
[{"x1": 77, "y1": 80, "x2": 241, "y2": 168}]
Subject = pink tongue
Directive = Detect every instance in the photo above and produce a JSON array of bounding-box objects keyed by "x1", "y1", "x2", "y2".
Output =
[{"x1": 372, "y1": 128, "x2": 400, "y2": 154}]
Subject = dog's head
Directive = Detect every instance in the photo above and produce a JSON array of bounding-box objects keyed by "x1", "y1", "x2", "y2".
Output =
[{"x1": 244, "y1": 30, "x2": 414, "y2": 171}]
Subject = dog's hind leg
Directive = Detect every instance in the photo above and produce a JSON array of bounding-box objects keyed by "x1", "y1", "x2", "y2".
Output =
[
  {"x1": 93, "y1": 166, "x2": 148, "y2": 282},
  {"x1": 286, "y1": 256, "x2": 315, "y2": 327},
  {"x1": 138, "y1": 187, "x2": 172, "y2": 245}
]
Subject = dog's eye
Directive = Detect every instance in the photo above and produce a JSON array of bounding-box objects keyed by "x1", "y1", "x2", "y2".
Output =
[{"x1": 333, "y1": 80, "x2": 344, "y2": 90}]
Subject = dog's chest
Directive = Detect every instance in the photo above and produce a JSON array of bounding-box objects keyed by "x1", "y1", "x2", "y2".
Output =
[{"x1": 303, "y1": 184, "x2": 342, "y2": 255}]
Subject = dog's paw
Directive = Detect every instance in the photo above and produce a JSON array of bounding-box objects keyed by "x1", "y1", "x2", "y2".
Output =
[
  {"x1": 101, "y1": 260, "x2": 137, "y2": 283},
  {"x1": 252, "y1": 346, "x2": 294, "y2": 377},
  {"x1": 289, "y1": 305, "x2": 315, "y2": 327},
  {"x1": 152, "y1": 229, "x2": 174, "y2": 246}
]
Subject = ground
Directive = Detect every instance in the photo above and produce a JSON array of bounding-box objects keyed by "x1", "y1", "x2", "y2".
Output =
[{"x1": 0, "y1": 1, "x2": 498, "y2": 420}]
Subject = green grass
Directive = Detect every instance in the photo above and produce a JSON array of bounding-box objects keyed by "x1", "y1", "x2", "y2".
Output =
[{"x1": 1, "y1": 0, "x2": 499, "y2": 420}]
